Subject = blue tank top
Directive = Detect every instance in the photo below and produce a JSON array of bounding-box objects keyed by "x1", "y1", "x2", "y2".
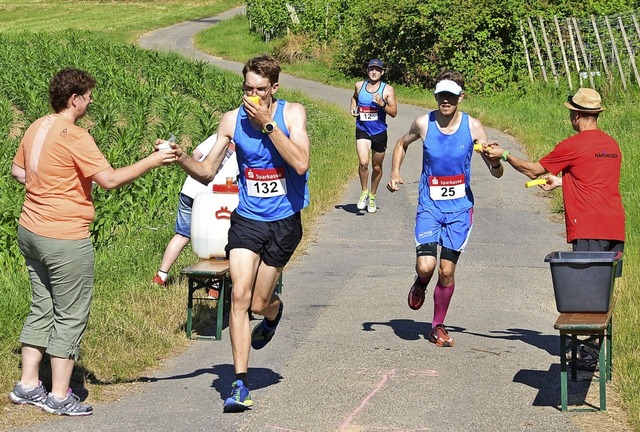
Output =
[
  {"x1": 233, "y1": 99, "x2": 310, "y2": 221},
  {"x1": 355, "y1": 80, "x2": 387, "y2": 136},
  {"x1": 418, "y1": 111, "x2": 474, "y2": 212}
]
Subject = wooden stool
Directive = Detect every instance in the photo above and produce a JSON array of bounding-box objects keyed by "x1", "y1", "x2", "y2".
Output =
[
  {"x1": 181, "y1": 259, "x2": 231, "y2": 340},
  {"x1": 180, "y1": 260, "x2": 285, "y2": 340},
  {"x1": 554, "y1": 309, "x2": 613, "y2": 411}
]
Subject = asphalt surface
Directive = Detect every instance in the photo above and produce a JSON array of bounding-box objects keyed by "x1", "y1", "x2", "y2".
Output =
[{"x1": 16, "y1": 6, "x2": 619, "y2": 432}]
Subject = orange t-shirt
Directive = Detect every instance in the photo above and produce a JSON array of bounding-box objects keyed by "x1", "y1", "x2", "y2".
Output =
[{"x1": 13, "y1": 114, "x2": 111, "y2": 239}]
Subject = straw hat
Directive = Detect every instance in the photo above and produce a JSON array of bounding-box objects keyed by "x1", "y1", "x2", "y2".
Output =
[{"x1": 564, "y1": 88, "x2": 604, "y2": 113}]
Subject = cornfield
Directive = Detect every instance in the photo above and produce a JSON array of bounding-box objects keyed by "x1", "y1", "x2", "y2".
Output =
[{"x1": 0, "y1": 32, "x2": 241, "y2": 276}]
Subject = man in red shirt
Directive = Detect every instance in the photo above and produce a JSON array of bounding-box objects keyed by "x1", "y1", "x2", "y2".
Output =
[
  {"x1": 484, "y1": 87, "x2": 625, "y2": 370},
  {"x1": 484, "y1": 87, "x2": 625, "y2": 254}
]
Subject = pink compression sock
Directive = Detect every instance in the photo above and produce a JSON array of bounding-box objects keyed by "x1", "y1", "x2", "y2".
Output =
[{"x1": 432, "y1": 282, "x2": 455, "y2": 327}]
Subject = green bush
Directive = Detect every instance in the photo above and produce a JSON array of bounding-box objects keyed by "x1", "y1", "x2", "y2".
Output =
[
  {"x1": 247, "y1": 0, "x2": 640, "y2": 92},
  {"x1": 247, "y1": 0, "x2": 347, "y2": 43}
]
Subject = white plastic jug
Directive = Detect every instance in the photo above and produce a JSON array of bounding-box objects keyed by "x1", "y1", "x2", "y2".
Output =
[{"x1": 191, "y1": 182, "x2": 239, "y2": 259}]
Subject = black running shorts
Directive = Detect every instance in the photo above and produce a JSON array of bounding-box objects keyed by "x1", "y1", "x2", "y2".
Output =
[
  {"x1": 225, "y1": 210, "x2": 303, "y2": 267},
  {"x1": 355, "y1": 129, "x2": 388, "y2": 153}
]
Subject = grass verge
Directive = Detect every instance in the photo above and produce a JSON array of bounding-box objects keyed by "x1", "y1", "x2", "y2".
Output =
[{"x1": 0, "y1": 0, "x2": 243, "y2": 45}]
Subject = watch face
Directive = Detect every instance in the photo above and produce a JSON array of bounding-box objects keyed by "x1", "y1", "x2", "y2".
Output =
[{"x1": 265, "y1": 123, "x2": 275, "y2": 133}]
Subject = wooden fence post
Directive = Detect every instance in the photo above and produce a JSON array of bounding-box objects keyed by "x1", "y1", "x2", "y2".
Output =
[
  {"x1": 618, "y1": 16, "x2": 640, "y2": 87},
  {"x1": 554, "y1": 16, "x2": 573, "y2": 89},
  {"x1": 520, "y1": 20, "x2": 535, "y2": 82},
  {"x1": 573, "y1": 17, "x2": 595, "y2": 88},
  {"x1": 605, "y1": 16, "x2": 627, "y2": 90},
  {"x1": 632, "y1": 14, "x2": 640, "y2": 41},
  {"x1": 591, "y1": 15, "x2": 611, "y2": 84},
  {"x1": 528, "y1": 17, "x2": 548, "y2": 83},
  {"x1": 539, "y1": 17, "x2": 559, "y2": 86},
  {"x1": 567, "y1": 18, "x2": 583, "y2": 86}
]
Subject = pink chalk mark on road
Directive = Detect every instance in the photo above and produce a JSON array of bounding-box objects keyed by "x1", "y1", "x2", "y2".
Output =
[
  {"x1": 338, "y1": 368, "x2": 437, "y2": 431},
  {"x1": 406, "y1": 369, "x2": 439, "y2": 378},
  {"x1": 363, "y1": 427, "x2": 432, "y2": 431},
  {"x1": 339, "y1": 369, "x2": 397, "y2": 431}
]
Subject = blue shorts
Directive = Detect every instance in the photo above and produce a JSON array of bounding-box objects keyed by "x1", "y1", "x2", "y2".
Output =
[
  {"x1": 415, "y1": 207, "x2": 474, "y2": 252},
  {"x1": 174, "y1": 193, "x2": 194, "y2": 238}
]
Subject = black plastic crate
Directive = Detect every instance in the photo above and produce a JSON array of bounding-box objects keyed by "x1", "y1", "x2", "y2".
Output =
[{"x1": 544, "y1": 251, "x2": 623, "y2": 313}]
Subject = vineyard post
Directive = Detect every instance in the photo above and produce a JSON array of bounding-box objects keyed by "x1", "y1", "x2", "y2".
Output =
[
  {"x1": 539, "y1": 17, "x2": 559, "y2": 86},
  {"x1": 573, "y1": 17, "x2": 595, "y2": 88},
  {"x1": 554, "y1": 15, "x2": 573, "y2": 89},
  {"x1": 618, "y1": 16, "x2": 640, "y2": 87},
  {"x1": 605, "y1": 16, "x2": 627, "y2": 90},
  {"x1": 632, "y1": 14, "x2": 640, "y2": 40},
  {"x1": 528, "y1": 17, "x2": 548, "y2": 83},
  {"x1": 590, "y1": 16, "x2": 611, "y2": 84},
  {"x1": 520, "y1": 20, "x2": 535, "y2": 82},
  {"x1": 567, "y1": 18, "x2": 583, "y2": 86}
]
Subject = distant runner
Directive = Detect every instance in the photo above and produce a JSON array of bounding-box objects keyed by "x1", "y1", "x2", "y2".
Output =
[{"x1": 350, "y1": 58, "x2": 397, "y2": 213}]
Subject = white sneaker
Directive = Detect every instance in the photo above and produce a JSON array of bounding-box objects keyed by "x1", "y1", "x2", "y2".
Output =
[
  {"x1": 356, "y1": 190, "x2": 368, "y2": 210},
  {"x1": 367, "y1": 195, "x2": 377, "y2": 213}
]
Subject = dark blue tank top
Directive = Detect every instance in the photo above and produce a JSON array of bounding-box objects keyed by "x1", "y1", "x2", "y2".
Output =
[{"x1": 355, "y1": 80, "x2": 387, "y2": 136}]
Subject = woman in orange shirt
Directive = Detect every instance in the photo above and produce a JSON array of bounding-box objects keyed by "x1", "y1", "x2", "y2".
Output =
[{"x1": 9, "y1": 68, "x2": 175, "y2": 416}]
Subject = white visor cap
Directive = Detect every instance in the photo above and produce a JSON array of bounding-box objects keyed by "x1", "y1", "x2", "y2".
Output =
[{"x1": 434, "y1": 79, "x2": 463, "y2": 95}]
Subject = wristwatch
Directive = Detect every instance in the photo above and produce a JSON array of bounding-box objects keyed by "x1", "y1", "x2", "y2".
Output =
[{"x1": 262, "y1": 121, "x2": 277, "y2": 134}]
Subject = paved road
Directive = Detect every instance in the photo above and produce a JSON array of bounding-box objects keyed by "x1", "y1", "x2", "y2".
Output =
[{"x1": 18, "y1": 6, "x2": 623, "y2": 432}]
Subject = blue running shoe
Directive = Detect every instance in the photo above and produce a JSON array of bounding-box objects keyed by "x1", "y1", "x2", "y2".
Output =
[
  {"x1": 251, "y1": 300, "x2": 283, "y2": 350},
  {"x1": 223, "y1": 380, "x2": 253, "y2": 412}
]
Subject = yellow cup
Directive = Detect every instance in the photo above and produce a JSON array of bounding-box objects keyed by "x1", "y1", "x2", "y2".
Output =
[
  {"x1": 473, "y1": 143, "x2": 483, "y2": 153},
  {"x1": 247, "y1": 95, "x2": 260, "y2": 105}
]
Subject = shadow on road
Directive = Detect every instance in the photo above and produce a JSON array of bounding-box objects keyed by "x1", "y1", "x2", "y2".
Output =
[
  {"x1": 463, "y1": 327, "x2": 559, "y2": 356},
  {"x1": 514, "y1": 364, "x2": 596, "y2": 410},
  {"x1": 335, "y1": 203, "x2": 365, "y2": 215},
  {"x1": 139, "y1": 364, "x2": 283, "y2": 401},
  {"x1": 362, "y1": 319, "x2": 466, "y2": 342}
]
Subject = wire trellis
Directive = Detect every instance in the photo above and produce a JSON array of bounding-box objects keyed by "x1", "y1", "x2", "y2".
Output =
[{"x1": 520, "y1": 11, "x2": 640, "y2": 89}]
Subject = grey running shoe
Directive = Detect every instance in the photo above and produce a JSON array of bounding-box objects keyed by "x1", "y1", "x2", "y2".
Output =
[
  {"x1": 43, "y1": 389, "x2": 93, "y2": 416},
  {"x1": 8, "y1": 381, "x2": 48, "y2": 409}
]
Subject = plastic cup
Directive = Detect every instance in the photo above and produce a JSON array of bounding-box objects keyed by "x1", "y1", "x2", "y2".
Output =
[
  {"x1": 158, "y1": 134, "x2": 175, "y2": 150},
  {"x1": 247, "y1": 95, "x2": 260, "y2": 105},
  {"x1": 473, "y1": 143, "x2": 483, "y2": 153},
  {"x1": 525, "y1": 178, "x2": 547, "y2": 188}
]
